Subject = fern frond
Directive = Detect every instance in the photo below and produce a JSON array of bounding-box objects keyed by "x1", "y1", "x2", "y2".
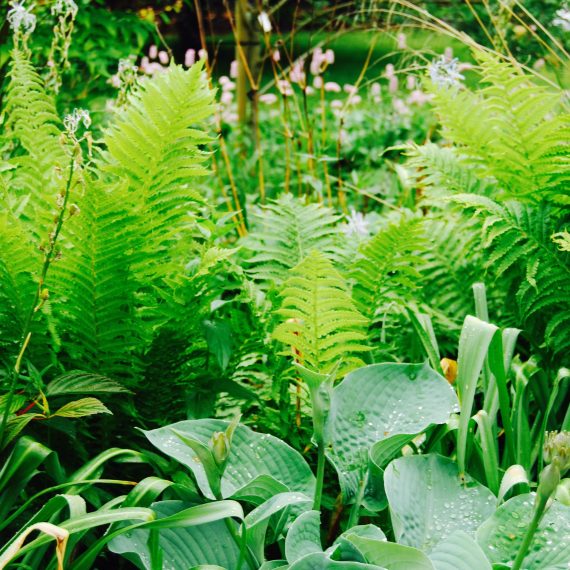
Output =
[
  {"x1": 351, "y1": 215, "x2": 424, "y2": 321},
  {"x1": 428, "y1": 51, "x2": 570, "y2": 204},
  {"x1": 3, "y1": 48, "x2": 67, "y2": 236},
  {"x1": 404, "y1": 143, "x2": 494, "y2": 199},
  {"x1": 242, "y1": 194, "x2": 343, "y2": 286},
  {"x1": 102, "y1": 62, "x2": 215, "y2": 289},
  {"x1": 273, "y1": 250, "x2": 369, "y2": 375},
  {"x1": 453, "y1": 194, "x2": 570, "y2": 360}
]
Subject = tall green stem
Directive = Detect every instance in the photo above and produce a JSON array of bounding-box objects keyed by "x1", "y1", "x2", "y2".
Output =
[
  {"x1": 0, "y1": 156, "x2": 76, "y2": 448},
  {"x1": 313, "y1": 443, "x2": 326, "y2": 511},
  {"x1": 511, "y1": 494, "x2": 547, "y2": 570}
]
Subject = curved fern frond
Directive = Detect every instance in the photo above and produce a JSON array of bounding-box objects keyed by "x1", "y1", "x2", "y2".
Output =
[
  {"x1": 428, "y1": 51, "x2": 570, "y2": 205},
  {"x1": 351, "y1": 215, "x2": 424, "y2": 321},
  {"x1": 242, "y1": 194, "x2": 343, "y2": 286},
  {"x1": 273, "y1": 250, "x2": 369, "y2": 375},
  {"x1": 404, "y1": 143, "x2": 494, "y2": 200},
  {"x1": 3, "y1": 48, "x2": 67, "y2": 236},
  {"x1": 102, "y1": 62, "x2": 215, "y2": 288},
  {"x1": 453, "y1": 194, "x2": 570, "y2": 360}
]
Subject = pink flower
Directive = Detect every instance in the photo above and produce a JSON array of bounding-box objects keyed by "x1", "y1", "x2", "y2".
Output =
[
  {"x1": 534, "y1": 58, "x2": 546, "y2": 70},
  {"x1": 343, "y1": 83, "x2": 357, "y2": 95},
  {"x1": 324, "y1": 49, "x2": 335, "y2": 65},
  {"x1": 185, "y1": 49, "x2": 196, "y2": 67},
  {"x1": 149, "y1": 44, "x2": 158, "y2": 59},
  {"x1": 397, "y1": 33, "x2": 407, "y2": 50},
  {"x1": 313, "y1": 76, "x2": 323, "y2": 89},
  {"x1": 259, "y1": 93, "x2": 278, "y2": 104},
  {"x1": 407, "y1": 89, "x2": 432, "y2": 105},
  {"x1": 331, "y1": 99, "x2": 343, "y2": 109},
  {"x1": 406, "y1": 75, "x2": 416, "y2": 90},
  {"x1": 221, "y1": 91, "x2": 233, "y2": 105},
  {"x1": 277, "y1": 79, "x2": 293, "y2": 96},
  {"x1": 290, "y1": 60, "x2": 306, "y2": 84},
  {"x1": 324, "y1": 81, "x2": 341, "y2": 92},
  {"x1": 347, "y1": 94, "x2": 362, "y2": 105},
  {"x1": 371, "y1": 82, "x2": 381, "y2": 96},
  {"x1": 305, "y1": 86, "x2": 315, "y2": 95},
  {"x1": 310, "y1": 47, "x2": 324, "y2": 75},
  {"x1": 444, "y1": 47, "x2": 453, "y2": 61},
  {"x1": 198, "y1": 49, "x2": 208, "y2": 61},
  {"x1": 393, "y1": 98, "x2": 410, "y2": 115},
  {"x1": 158, "y1": 51, "x2": 169, "y2": 65},
  {"x1": 230, "y1": 59, "x2": 238, "y2": 78},
  {"x1": 272, "y1": 49, "x2": 280, "y2": 62},
  {"x1": 385, "y1": 63, "x2": 395, "y2": 78},
  {"x1": 388, "y1": 76, "x2": 398, "y2": 93}
]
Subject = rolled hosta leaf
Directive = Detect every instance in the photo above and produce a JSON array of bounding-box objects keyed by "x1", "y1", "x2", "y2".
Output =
[
  {"x1": 477, "y1": 494, "x2": 570, "y2": 568},
  {"x1": 144, "y1": 419, "x2": 315, "y2": 500},
  {"x1": 429, "y1": 531, "x2": 492, "y2": 570},
  {"x1": 325, "y1": 363, "x2": 458, "y2": 503},
  {"x1": 385, "y1": 454, "x2": 496, "y2": 552}
]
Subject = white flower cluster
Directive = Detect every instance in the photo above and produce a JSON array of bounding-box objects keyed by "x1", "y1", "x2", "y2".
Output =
[
  {"x1": 63, "y1": 108, "x2": 91, "y2": 136},
  {"x1": 428, "y1": 56, "x2": 465, "y2": 89},
  {"x1": 553, "y1": 7, "x2": 570, "y2": 32},
  {"x1": 7, "y1": 1, "x2": 37, "y2": 35},
  {"x1": 51, "y1": 0, "x2": 78, "y2": 18}
]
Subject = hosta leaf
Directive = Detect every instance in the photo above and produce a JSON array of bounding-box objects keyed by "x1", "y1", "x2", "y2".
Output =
[
  {"x1": 344, "y1": 537, "x2": 434, "y2": 570},
  {"x1": 245, "y1": 492, "x2": 313, "y2": 562},
  {"x1": 429, "y1": 531, "x2": 492, "y2": 570},
  {"x1": 289, "y1": 553, "x2": 386, "y2": 569},
  {"x1": 334, "y1": 525, "x2": 387, "y2": 562},
  {"x1": 285, "y1": 510, "x2": 322, "y2": 563},
  {"x1": 144, "y1": 419, "x2": 315, "y2": 500},
  {"x1": 326, "y1": 363, "x2": 458, "y2": 503},
  {"x1": 477, "y1": 494, "x2": 570, "y2": 569},
  {"x1": 108, "y1": 500, "x2": 249, "y2": 569},
  {"x1": 385, "y1": 454, "x2": 496, "y2": 552},
  {"x1": 46, "y1": 371, "x2": 131, "y2": 396},
  {"x1": 51, "y1": 398, "x2": 111, "y2": 419}
]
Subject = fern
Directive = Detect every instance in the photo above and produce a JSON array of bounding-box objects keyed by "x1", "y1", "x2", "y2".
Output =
[
  {"x1": 404, "y1": 143, "x2": 494, "y2": 199},
  {"x1": 453, "y1": 194, "x2": 570, "y2": 361},
  {"x1": 242, "y1": 194, "x2": 343, "y2": 286},
  {"x1": 102, "y1": 62, "x2": 215, "y2": 291},
  {"x1": 351, "y1": 215, "x2": 425, "y2": 322},
  {"x1": 273, "y1": 250, "x2": 369, "y2": 375},
  {"x1": 3, "y1": 48, "x2": 68, "y2": 237},
  {"x1": 428, "y1": 51, "x2": 570, "y2": 205}
]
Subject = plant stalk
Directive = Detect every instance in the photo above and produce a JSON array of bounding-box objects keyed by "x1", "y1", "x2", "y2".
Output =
[{"x1": 313, "y1": 442, "x2": 326, "y2": 511}]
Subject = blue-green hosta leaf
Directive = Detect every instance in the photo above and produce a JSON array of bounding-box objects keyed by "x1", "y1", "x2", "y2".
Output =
[
  {"x1": 334, "y1": 525, "x2": 387, "y2": 562},
  {"x1": 245, "y1": 492, "x2": 313, "y2": 563},
  {"x1": 285, "y1": 510, "x2": 322, "y2": 564},
  {"x1": 326, "y1": 363, "x2": 458, "y2": 503},
  {"x1": 429, "y1": 531, "x2": 492, "y2": 570},
  {"x1": 289, "y1": 553, "x2": 386, "y2": 569},
  {"x1": 231, "y1": 474, "x2": 289, "y2": 506},
  {"x1": 477, "y1": 494, "x2": 570, "y2": 569},
  {"x1": 385, "y1": 454, "x2": 495, "y2": 552},
  {"x1": 144, "y1": 420, "x2": 315, "y2": 500},
  {"x1": 109, "y1": 500, "x2": 250, "y2": 569},
  {"x1": 344, "y1": 537, "x2": 434, "y2": 570}
]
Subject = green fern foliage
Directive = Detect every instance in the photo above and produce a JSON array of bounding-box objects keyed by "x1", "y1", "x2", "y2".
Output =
[
  {"x1": 428, "y1": 51, "x2": 570, "y2": 205},
  {"x1": 102, "y1": 62, "x2": 215, "y2": 289},
  {"x1": 2, "y1": 48, "x2": 67, "y2": 236},
  {"x1": 243, "y1": 194, "x2": 343, "y2": 286},
  {"x1": 453, "y1": 194, "x2": 570, "y2": 360},
  {"x1": 273, "y1": 250, "x2": 369, "y2": 375},
  {"x1": 351, "y1": 215, "x2": 424, "y2": 322}
]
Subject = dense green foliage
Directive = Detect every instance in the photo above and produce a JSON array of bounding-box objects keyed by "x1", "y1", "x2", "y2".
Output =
[{"x1": 0, "y1": 0, "x2": 569, "y2": 569}]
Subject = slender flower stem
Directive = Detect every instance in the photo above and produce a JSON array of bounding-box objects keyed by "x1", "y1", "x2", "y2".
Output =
[
  {"x1": 512, "y1": 493, "x2": 548, "y2": 570},
  {"x1": 347, "y1": 475, "x2": 367, "y2": 529},
  {"x1": 0, "y1": 155, "x2": 76, "y2": 448},
  {"x1": 313, "y1": 442, "x2": 326, "y2": 511}
]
